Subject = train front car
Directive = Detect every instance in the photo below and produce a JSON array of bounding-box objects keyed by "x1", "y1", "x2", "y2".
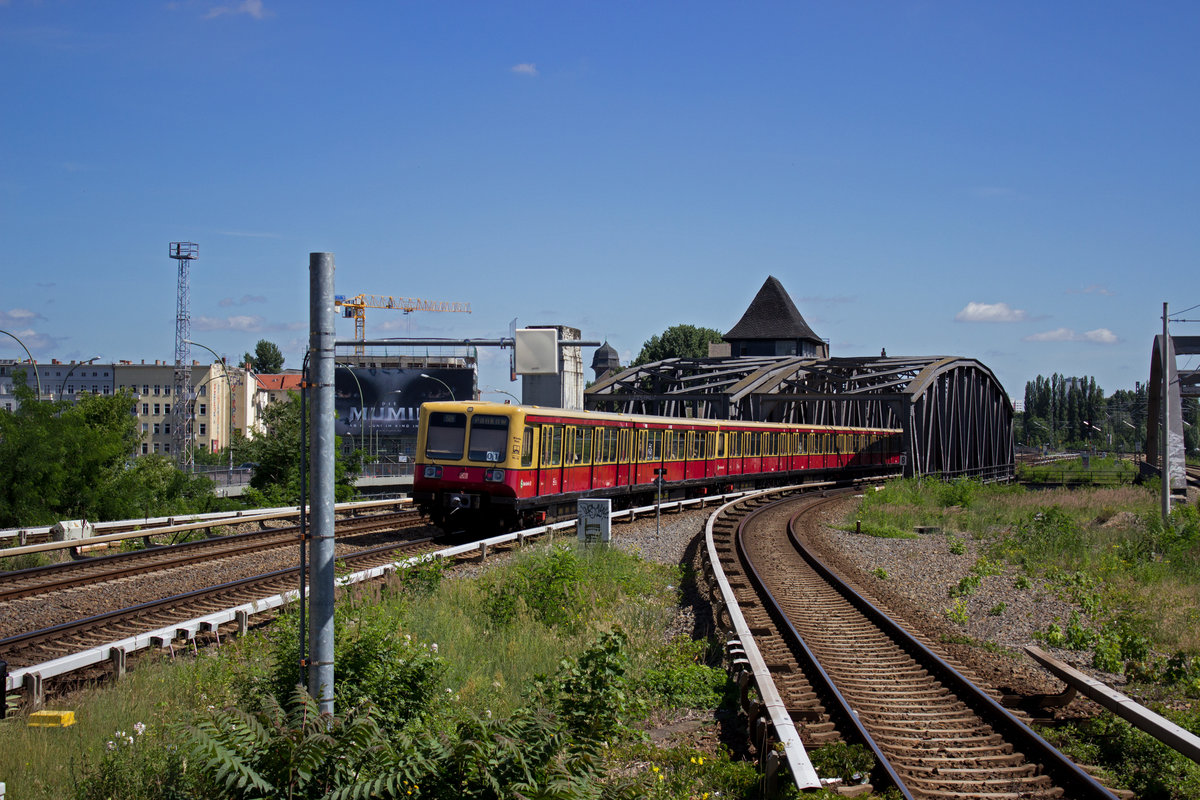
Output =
[{"x1": 413, "y1": 401, "x2": 526, "y2": 532}]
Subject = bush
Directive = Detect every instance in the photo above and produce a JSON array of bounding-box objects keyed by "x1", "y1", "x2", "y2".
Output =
[{"x1": 639, "y1": 638, "x2": 729, "y2": 710}]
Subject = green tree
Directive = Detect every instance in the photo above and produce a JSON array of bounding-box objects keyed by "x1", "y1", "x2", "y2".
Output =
[
  {"x1": 0, "y1": 377, "x2": 218, "y2": 527},
  {"x1": 243, "y1": 339, "x2": 285, "y2": 374},
  {"x1": 240, "y1": 392, "x2": 364, "y2": 505},
  {"x1": 631, "y1": 324, "x2": 725, "y2": 367}
]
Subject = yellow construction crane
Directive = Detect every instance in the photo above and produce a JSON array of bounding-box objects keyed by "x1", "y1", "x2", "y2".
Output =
[{"x1": 334, "y1": 293, "x2": 472, "y2": 355}]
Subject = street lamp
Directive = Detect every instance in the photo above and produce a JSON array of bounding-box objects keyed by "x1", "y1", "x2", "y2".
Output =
[
  {"x1": 483, "y1": 386, "x2": 520, "y2": 404},
  {"x1": 0, "y1": 329, "x2": 42, "y2": 400},
  {"x1": 60, "y1": 357, "x2": 100, "y2": 401},
  {"x1": 335, "y1": 363, "x2": 367, "y2": 455},
  {"x1": 420, "y1": 373, "x2": 455, "y2": 401},
  {"x1": 185, "y1": 339, "x2": 233, "y2": 471}
]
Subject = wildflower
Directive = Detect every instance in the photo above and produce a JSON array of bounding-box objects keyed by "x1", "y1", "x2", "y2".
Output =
[
  {"x1": 126, "y1": 735, "x2": 134, "y2": 745},
  {"x1": 133, "y1": 721, "x2": 146, "y2": 736},
  {"x1": 431, "y1": 643, "x2": 439, "y2": 653},
  {"x1": 106, "y1": 741, "x2": 116, "y2": 751},
  {"x1": 652, "y1": 766, "x2": 659, "y2": 773},
  {"x1": 658, "y1": 774, "x2": 665, "y2": 782}
]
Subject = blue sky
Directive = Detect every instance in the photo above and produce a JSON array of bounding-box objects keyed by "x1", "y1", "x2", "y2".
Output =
[{"x1": 2, "y1": 1, "x2": 1197, "y2": 403}]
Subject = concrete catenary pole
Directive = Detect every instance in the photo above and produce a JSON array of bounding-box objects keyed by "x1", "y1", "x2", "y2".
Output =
[
  {"x1": 1162, "y1": 302, "x2": 1171, "y2": 526},
  {"x1": 308, "y1": 253, "x2": 337, "y2": 714}
]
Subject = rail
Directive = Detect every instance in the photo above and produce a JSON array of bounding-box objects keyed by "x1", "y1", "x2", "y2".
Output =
[
  {"x1": 704, "y1": 486, "x2": 826, "y2": 791},
  {"x1": 3, "y1": 487, "x2": 757, "y2": 707},
  {"x1": 0, "y1": 498, "x2": 410, "y2": 556},
  {"x1": 1026, "y1": 646, "x2": 1200, "y2": 765}
]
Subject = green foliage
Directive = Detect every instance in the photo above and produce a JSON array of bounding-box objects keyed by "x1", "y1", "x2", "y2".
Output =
[
  {"x1": 1044, "y1": 710, "x2": 1200, "y2": 799},
  {"x1": 631, "y1": 324, "x2": 726, "y2": 367},
  {"x1": 945, "y1": 598, "x2": 969, "y2": 626},
  {"x1": 482, "y1": 543, "x2": 584, "y2": 628},
  {"x1": 239, "y1": 393, "x2": 364, "y2": 505},
  {"x1": 243, "y1": 340, "x2": 285, "y2": 374},
  {"x1": 638, "y1": 638, "x2": 729, "y2": 710},
  {"x1": 871, "y1": 567, "x2": 888, "y2": 580},
  {"x1": 948, "y1": 573, "x2": 981, "y2": 598},
  {"x1": 0, "y1": 380, "x2": 223, "y2": 527},
  {"x1": 989, "y1": 602, "x2": 1007, "y2": 616},
  {"x1": 245, "y1": 603, "x2": 447, "y2": 732},
  {"x1": 182, "y1": 689, "x2": 384, "y2": 800},
  {"x1": 537, "y1": 629, "x2": 639, "y2": 745},
  {"x1": 74, "y1": 723, "x2": 192, "y2": 800},
  {"x1": 629, "y1": 744, "x2": 760, "y2": 799},
  {"x1": 1013, "y1": 575, "x2": 1032, "y2": 590},
  {"x1": 948, "y1": 535, "x2": 966, "y2": 555},
  {"x1": 808, "y1": 742, "x2": 875, "y2": 784}
]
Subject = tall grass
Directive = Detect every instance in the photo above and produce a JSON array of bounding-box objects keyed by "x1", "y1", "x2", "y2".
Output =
[{"x1": 0, "y1": 539, "x2": 701, "y2": 799}]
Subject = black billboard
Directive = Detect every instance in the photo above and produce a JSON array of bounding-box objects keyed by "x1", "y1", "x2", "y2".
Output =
[{"x1": 334, "y1": 368, "x2": 475, "y2": 438}]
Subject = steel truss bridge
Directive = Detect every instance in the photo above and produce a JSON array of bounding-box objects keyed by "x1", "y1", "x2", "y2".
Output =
[{"x1": 586, "y1": 354, "x2": 1014, "y2": 481}]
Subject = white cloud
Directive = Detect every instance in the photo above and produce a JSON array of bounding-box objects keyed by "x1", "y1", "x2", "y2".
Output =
[
  {"x1": 205, "y1": 0, "x2": 271, "y2": 20},
  {"x1": 1084, "y1": 328, "x2": 1118, "y2": 344},
  {"x1": 511, "y1": 62, "x2": 539, "y2": 77},
  {"x1": 219, "y1": 295, "x2": 268, "y2": 307},
  {"x1": 954, "y1": 302, "x2": 1027, "y2": 323},
  {"x1": 194, "y1": 314, "x2": 265, "y2": 332},
  {"x1": 1024, "y1": 327, "x2": 1075, "y2": 342},
  {"x1": 1023, "y1": 327, "x2": 1119, "y2": 344},
  {"x1": 1, "y1": 308, "x2": 44, "y2": 325}
]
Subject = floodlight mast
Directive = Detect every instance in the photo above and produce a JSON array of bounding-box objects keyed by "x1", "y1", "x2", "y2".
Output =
[{"x1": 170, "y1": 242, "x2": 199, "y2": 470}]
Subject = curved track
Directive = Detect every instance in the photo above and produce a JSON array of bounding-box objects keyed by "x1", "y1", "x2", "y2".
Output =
[{"x1": 713, "y1": 491, "x2": 1115, "y2": 799}]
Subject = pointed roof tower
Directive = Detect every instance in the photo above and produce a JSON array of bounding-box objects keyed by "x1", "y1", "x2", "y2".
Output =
[{"x1": 724, "y1": 276, "x2": 828, "y2": 359}]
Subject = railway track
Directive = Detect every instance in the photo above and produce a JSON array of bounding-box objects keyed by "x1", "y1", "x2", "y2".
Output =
[
  {"x1": 0, "y1": 538, "x2": 438, "y2": 670},
  {"x1": 0, "y1": 510, "x2": 424, "y2": 603},
  {"x1": 712, "y1": 490, "x2": 1116, "y2": 799}
]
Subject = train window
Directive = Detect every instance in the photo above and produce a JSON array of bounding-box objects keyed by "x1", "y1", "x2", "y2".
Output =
[
  {"x1": 618, "y1": 428, "x2": 632, "y2": 463},
  {"x1": 668, "y1": 430, "x2": 684, "y2": 460},
  {"x1": 574, "y1": 427, "x2": 592, "y2": 464},
  {"x1": 730, "y1": 432, "x2": 741, "y2": 458},
  {"x1": 541, "y1": 425, "x2": 563, "y2": 466},
  {"x1": 689, "y1": 432, "x2": 705, "y2": 459},
  {"x1": 647, "y1": 429, "x2": 663, "y2": 460},
  {"x1": 521, "y1": 426, "x2": 534, "y2": 467},
  {"x1": 425, "y1": 412, "x2": 467, "y2": 460},
  {"x1": 468, "y1": 414, "x2": 510, "y2": 463}
]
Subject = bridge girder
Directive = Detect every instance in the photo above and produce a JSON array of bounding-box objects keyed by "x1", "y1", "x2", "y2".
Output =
[{"x1": 586, "y1": 355, "x2": 1014, "y2": 480}]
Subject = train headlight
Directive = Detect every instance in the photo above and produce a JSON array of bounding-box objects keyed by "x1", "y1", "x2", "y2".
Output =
[
  {"x1": 423, "y1": 465, "x2": 443, "y2": 479},
  {"x1": 484, "y1": 468, "x2": 506, "y2": 483}
]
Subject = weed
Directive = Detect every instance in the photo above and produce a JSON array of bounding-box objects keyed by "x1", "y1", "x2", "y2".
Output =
[
  {"x1": 945, "y1": 598, "x2": 969, "y2": 626},
  {"x1": 809, "y1": 742, "x2": 875, "y2": 784},
  {"x1": 1013, "y1": 575, "x2": 1032, "y2": 590},
  {"x1": 871, "y1": 567, "x2": 888, "y2": 580},
  {"x1": 989, "y1": 602, "x2": 1007, "y2": 616},
  {"x1": 948, "y1": 535, "x2": 966, "y2": 555}
]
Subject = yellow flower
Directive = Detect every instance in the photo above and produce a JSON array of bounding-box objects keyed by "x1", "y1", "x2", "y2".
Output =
[
  {"x1": 698, "y1": 756, "x2": 704, "y2": 765},
  {"x1": 658, "y1": 774, "x2": 665, "y2": 782},
  {"x1": 652, "y1": 766, "x2": 659, "y2": 773}
]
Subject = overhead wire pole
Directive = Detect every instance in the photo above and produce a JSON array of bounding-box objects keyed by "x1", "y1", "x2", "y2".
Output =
[{"x1": 308, "y1": 253, "x2": 337, "y2": 714}]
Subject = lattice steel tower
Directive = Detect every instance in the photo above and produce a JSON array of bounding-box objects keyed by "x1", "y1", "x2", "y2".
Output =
[{"x1": 169, "y1": 242, "x2": 198, "y2": 470}]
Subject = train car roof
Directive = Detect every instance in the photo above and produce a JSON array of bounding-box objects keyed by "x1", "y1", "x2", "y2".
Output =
[{"x1": 420, "y1": 401, "x2": 901, "y2": 434}]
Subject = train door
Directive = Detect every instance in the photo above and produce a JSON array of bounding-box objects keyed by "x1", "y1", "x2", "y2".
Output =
[
  {"x1": 517, "y1": 425, "x2": 536, "y2": 498},
  {"x1": 538, "y1": 424, "x2": 563, "y2": 495},
  {"x1": 616, "y1": 427, "x2": 632, "y2": 486}
]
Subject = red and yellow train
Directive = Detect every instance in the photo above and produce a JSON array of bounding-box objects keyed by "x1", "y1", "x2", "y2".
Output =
[{"x1": 413, "y1": 401, "x2": 904, "y2": 531}]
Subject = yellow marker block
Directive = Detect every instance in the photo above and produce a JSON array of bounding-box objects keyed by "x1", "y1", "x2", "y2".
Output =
[{"x1": 27, "y1": 710, "x2": 76, "y2": 727}]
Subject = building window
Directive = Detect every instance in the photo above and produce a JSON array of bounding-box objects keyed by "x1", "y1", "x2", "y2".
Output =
[
  {"x1": 154, "y1": 403, "x2": 160, "y2": 415},
  {"x1": 199, "y1": 385, "x2": 207, "y2": 396},
  {"x1": 164, "y1": 423, "x2": 171, "y2": 435},
  {"x1": 199, "y1": 423, "x2": 207, "y2": 436},
  {"x1": 153, "y1": 443, "x2": 160, "y2": 453},
  {"x1": 199, "y1": 403, "x2": 207, "y2": 416},
  {"x1": 68, "y1": 385, "x2": 74, "y2": 394},
  {"x1": 164, "y1": 403, "x2": 171, "y2": 414},
  {"x1": 142, "y1": 423, "x2": 148, "y2": 433},
  {"x1": 103, "y1": 386, "x2": 110, "y2": 395},
  {"x1": 142, "y1": 443, "x2": 149, "y2": 454},
  {"x1": 163, "y1": 442, "x2": 170, "y2": 453},
  {"x1": 154, "y1": 423, "x2": 161, "y2": 435},
  {"x1": 142, "y1": 403, "x2": 149, "y2": 415},
  {"x1": 154, "y1": 385, "x2": 161, "y2": 396},
  {"x1": 92, "y1": 385, "x2": 98, "y2": 393},
  {"x1": 143, "y1": 385, "x2": 149, "y2": 395}
]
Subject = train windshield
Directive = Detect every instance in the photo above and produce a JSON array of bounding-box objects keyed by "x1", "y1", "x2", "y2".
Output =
[
  {"x1": 425, "y1": 412, "x2": 466, "y2": 460},
  {"x1": 468, "y1": 414, "x2": 509, "y2": 463}
]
